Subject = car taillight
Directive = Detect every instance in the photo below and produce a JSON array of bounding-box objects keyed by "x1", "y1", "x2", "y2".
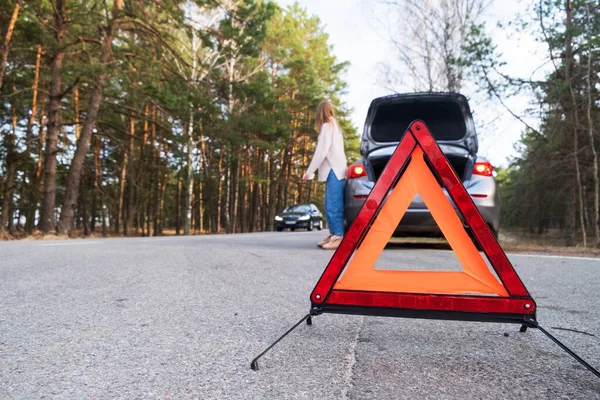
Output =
[
  {"x1": 348, "y1": 164, "x2": 367, "y2": 179},
  {"x1": 473, "y1": 161, "x2": 493, "y2": 177}
]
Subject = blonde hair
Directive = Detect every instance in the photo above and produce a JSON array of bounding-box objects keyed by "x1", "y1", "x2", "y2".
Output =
[{"x1": 315, "y1": 100, "x2": 336, "y2": 132}]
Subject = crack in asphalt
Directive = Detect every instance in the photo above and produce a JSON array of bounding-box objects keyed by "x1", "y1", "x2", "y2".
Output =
[
  {"x1": 550, "y1": 326, "x2": 596, "y2": 337},
  {"x1": 341, "y1": 316, "x2": 364, "y2": 400}
]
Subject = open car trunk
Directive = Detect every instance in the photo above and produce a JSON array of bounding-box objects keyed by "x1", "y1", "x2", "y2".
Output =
[
  {"x1": 370, "y1": 98, "x2": 468, "y2": 143},
  {"x1": 366, "y1": 95, "x2": 474, "y2": 182}
]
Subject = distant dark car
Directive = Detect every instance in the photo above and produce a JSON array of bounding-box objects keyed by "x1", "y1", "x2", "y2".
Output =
[{"x1": 274, "y1": 204, "x2": 323, "y2": 232}]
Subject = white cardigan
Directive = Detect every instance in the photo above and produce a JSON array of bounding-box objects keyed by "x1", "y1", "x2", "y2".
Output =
[{"x1": 306, "y1": 120, "x2": 348, "y2": 182}]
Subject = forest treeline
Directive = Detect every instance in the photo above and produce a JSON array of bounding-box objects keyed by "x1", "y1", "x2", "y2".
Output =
[
  {"x1": 467, "y1": 0, "x2": 600, "y2": 247},
  {"x1": 1, "y1": 0, "x2": 599, "y2": 248},
  {"x1": 379, "y1": 0, "x2": 600, "y2": 248},
  {"x1": 0, "y1": 0, "x2": 359, "y2": 238}
]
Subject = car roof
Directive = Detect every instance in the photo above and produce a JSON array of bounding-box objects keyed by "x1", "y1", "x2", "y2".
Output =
[
  {"x1": 368, "y1": 92, "x2": 471, "y2": 111},
  {"x1": 371, "y1": 91, "x2": 466, "y2": 101}
]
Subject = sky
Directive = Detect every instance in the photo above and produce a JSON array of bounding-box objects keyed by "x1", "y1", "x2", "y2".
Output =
[{"x1": 277, "y1": 0, "x2": 549, "y2": 167}]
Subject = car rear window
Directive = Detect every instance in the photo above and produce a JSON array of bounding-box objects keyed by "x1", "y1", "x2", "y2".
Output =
[{"x1": 370, "y1": 100, "x2": 467, "y2": 142}]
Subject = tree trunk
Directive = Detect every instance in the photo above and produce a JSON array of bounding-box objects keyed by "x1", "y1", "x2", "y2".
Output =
[
  {"x1": 183, "y1": 112, "x2": 194, "y2": 235},
  {"x1": 283, "y1": 159, "x2": 290, "y2": 207},
  {"x1": 268, "y1": 154, "x2": 277, "y2": 231},
  {"x1": 199, "y1": 133, "x2": 213, "y2": 233},
  {"x1": 198, "y1": 140, "x2": 204, "y2": 233},
  {"x1": 25, "y1": 110, "x2": 46, "y2": 232},
  {"x1": 198, "y1": 131, "x2": 208, "y2": 233},
  {"x1": 584, "y1": 5, "x2": 600, "y2": 247},
  {"x1": 236, "y1": 153, "x2": 244, "y2": 233},
  {"x1": 223, "y1": 57, "x2": 237, "y2": 234},
  {"x1": 139, "y1": 105, "x2": 149, "y2": 236},
  {"x1": 217, "y1": 149, "x2": 224, "y2": 232},
  {"x1": 199, "y1": 173, "x2": 204, "y2": 233},
  {"x1": 190, "y1": 182, "x2": 196, "y2": 233},
  {"x1": 57, "y1": 28, "x2": 113, "y2": 235},
  {"x1": 1, "y1": 101, "x2": 18, "y2": 230},
  {"x1": 90, "y1": 136, "x2": 102, "y2": 232},
  {"x1": 125, "y1": 115, "x2": 135, "y2": 236},
  {"x1": 224, "y1": 155, "x2": 232, "y2": 233},
  {"x1": 39, "y1": 0, "x2": 67, "y2": 234},
  {"x1": 102, "y1": 146, "x2": 109, "y2": 236},
  {"x1": 73, "y1": 84, "x2": 81, "y2": 140},
  {"x1": 116, "y1": 119, "x2": 131, "y2": 235},
  {"x1": 176, "y1": 176, "x2": 182, "y2": 235},
  {"x1": 230, "y1": 155, "x2": 239, "y2": 233},
  {"x1": 22, "y1": 45, "x2": 43, "y2": 233},
  {"x1": 0, "y1": 0, "x2": 20, "y2": 92},
  {"x1": 193, "y1": 175, "x2": 199, "y2": 232},
  {"x1": 80, "y1": 176, "x2": 89, "y2": 236},
  {"x1": 157, "y1": 140, "x2": 168, "y2": 235},
  {"x1": 137, "y1": 211, "x2": 141, "y2": 236},
  {"x1": 147, "y1": 104, "x2": 157, "y2": 237},
  {"x1": 25, "y1": 44, "x2": 42, "y2": 150},
  {"x1": 250, "y1": 151, "x2": 261, "y2": 233},
  {"x1": 564, "y1": 0, "x2": 586, "y2": 247},
  {"x1": 565, "y1": 185, "x2": 576, "y2": 247},
  {"x1": 182, "y1": 29, "x2": 200, "y2": 235},
  {"x1": 125, "y1": 179, "x2": 134, "y2": 236},
  {"x1": 101, "y1": 188, "x2": 106, "y2": 237},
  {"x1": 159, "y1": 170, "x2": 167, "y2": 235}
]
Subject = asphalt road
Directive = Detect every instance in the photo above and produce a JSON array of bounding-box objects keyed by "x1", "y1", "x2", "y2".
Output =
[{"x1": 1, "y1": 232, "x2": 599, "y2": 399}]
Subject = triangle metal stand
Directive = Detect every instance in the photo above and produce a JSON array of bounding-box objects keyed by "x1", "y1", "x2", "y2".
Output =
[
  {"x1": 523, "y1": 317, "x2": 600, "y2": 379},
  {"x1": 250, "y1": 313, "x2": 600, "y2": 381},
  {"x1": 250, "y1": 313, "x2": 312, "y2": 371}
]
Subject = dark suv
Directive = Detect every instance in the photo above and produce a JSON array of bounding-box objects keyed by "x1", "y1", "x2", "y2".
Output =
[{"x1": 344, "y1": 92, "x2": 501, "y2": 236}]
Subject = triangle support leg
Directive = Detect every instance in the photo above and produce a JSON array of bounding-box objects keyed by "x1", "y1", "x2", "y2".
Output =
[
  {"x1": 525, "y1": 318, "x2": 600, "y2": 379},
  {"x1": 250, "y1": 313, "x2": 312, "y2": 371}
]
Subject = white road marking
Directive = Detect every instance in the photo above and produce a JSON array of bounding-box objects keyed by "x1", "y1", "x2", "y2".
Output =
[
  {"x1": 508, "y1": 253, "x2": 600, "y2": 262},
  {"x1": 403, "y1": 248, "x2": 600, "y2": 262}
]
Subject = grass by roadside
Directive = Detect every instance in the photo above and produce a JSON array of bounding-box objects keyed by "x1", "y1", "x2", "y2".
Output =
[
  {"x1": 3, "y1": 228, "x2": 201, "y2": 241},
  {"x1": 498, "y1": 229, "x2": 600, "y2": 257}
]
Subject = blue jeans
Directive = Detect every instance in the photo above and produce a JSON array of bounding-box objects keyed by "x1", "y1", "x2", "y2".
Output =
[{"x1": 325, "y1": 170, "x2": 345, "y2": 236}]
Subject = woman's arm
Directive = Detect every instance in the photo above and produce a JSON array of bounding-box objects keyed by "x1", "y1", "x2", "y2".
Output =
[{"x1": 305, "y1": 122, "x2": 333, "y2": 179}]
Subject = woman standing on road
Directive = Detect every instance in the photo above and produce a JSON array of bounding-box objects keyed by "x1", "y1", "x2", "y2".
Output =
[{"x1": 303, "y1": 100, "x2": 348, "y2": 250}]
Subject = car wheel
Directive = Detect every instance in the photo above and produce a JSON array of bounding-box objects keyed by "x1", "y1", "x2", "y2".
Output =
[
  {"x1": 276, "y1": 227, "x2": 283, "y2": 232},
  {"x1": 317, "y1": 220, "x2": 323, "y2": 230},
  {"x1": 308, "y1": 219, "x2": 314, "y2": 231}
]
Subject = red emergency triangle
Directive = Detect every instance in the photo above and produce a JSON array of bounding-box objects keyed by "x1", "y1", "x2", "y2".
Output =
[{"x1": 310, "y1": 120, "x2": 536, "y2": 321}]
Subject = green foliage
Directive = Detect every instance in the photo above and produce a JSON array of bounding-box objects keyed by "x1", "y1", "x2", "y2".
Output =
[
  {"x1": 0, "y1": 0, "x2": 358, "y2": 235},
  {"x1": 469, "y1": 0, "x2": 600, "y2": 244}
]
